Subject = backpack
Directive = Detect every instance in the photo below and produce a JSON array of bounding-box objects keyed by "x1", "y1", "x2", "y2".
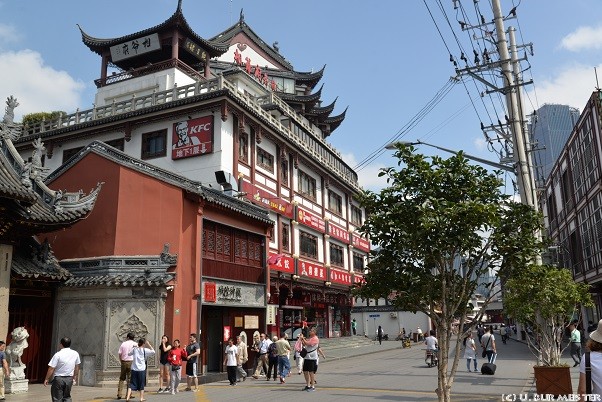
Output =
[{"x1": 268, "y1": 342, "x2": 278, "y2": 358}]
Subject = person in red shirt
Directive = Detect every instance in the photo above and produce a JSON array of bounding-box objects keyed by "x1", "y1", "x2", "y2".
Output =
[{"x1": 167, "y1": 340, "x2": 187, "y2": 395}]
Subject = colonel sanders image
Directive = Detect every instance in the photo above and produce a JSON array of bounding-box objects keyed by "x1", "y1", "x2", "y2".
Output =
[{"x1": 173, "y1": 120, "x2": 201, "y2": 149}]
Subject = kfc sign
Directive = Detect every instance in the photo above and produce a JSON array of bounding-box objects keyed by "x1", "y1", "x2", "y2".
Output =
[
  {"x1": 298, "y1": 259, "x2": 326, "y2": 281},
  {"x1": 172, "y1": 116, "x2": 214, "y2": 160},
  {"x1": 330, "y1": 269, "x2": 352, "y2": 285},
  {"x1": 327, "y1": 222, "x2": 350, "y2": 244},
  {"x1": 268, "y1": 253, "x2": 294, "y2": 274},
  {"x1": 297, "y1": 207, "x2": 325, "y2": 233}
]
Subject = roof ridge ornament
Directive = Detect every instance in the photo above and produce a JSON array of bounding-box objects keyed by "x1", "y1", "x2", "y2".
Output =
[
  {"x1": 239, "y1": 8, "x2": 245, "y2": 25},
  {"x1": 1, "y1": 96, "x2": 22, "y2": 141}
]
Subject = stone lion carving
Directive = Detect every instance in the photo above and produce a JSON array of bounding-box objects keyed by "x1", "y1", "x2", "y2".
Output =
[{"x1": 6, "y1": 327, "x2": 29, "y2": 368}]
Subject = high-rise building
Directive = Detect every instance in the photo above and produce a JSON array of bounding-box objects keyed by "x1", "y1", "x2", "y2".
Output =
[{"x1": 529, "y1": 104, "x2": 580, "y2": 185}]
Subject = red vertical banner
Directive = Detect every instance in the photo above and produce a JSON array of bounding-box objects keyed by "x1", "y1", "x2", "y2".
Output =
[
  {"x1": 223, "y1": 326, "x2": 231, "y2": 342},
  {"x1": 204, "y1": 282, "x2": 217, "y2": 303}
]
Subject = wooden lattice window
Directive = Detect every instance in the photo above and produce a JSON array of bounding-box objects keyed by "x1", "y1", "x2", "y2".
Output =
[
  {"x1": 328, "y1": 190, "x2": 343, "y2": 215},
  {"x1": 203, "y1": 220, "x2": 262, "y2": 266},
  {"x1": 353, "y1": 252, "x2": 365, "y2": 272},
  {"x1": 298, "y1": 170, "x2": 316, "y2": 200},
  {"x1": 141, "y1": 129, "x2": 167, "y2": 160},
  {"x1": 351, "y1": 205, "x2": 362, "y2": 225},
  {"x1": 330, "y1": 243, "x2": 344, "y2": 267},
  {"x1": 282, "y1": 223, "x2": 290, "y2": 251},
  {"x1": 257, "y1": 147, "x2": 274, "y2": 172},
  {"x1": 239, "y1": 132, "x2": 248, "y2": 163},
  {"x1": 300, "y1": 231, "x2": 318, "y2": 259}
]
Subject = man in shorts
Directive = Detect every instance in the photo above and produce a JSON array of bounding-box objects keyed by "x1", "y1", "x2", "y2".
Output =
[{"x1": 185, "y1": 333, "x2": 200, "y2": 391}]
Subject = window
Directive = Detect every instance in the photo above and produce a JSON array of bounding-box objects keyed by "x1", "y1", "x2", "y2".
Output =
[
  {"x1": 106, "y1": 138, "x2": 125, "y2": 151},
  {"x1": 300, "y1": 231, "x2": 318, "y2": 259},
  {"x1": 353, "y1": 252, "x2": 365, "y2": 272},
  {"x1": 328, "y1": 190, "x2": 343, "y2": 215},
  {"x1": 281, "y1": 158, "x2": 289, "y2": 185},
  {"x1": 298, "y1": 170, "x2": 316, "y2": 200},
  {"x1": 282, "y1": 223, "x2": 290, "y2": 251},
  {"x1": 62, "y1": 146, "x2": 83, "y2": 163},
  {"x1": 141, "y1": 129, "x2": 167, "y2": 159},
  {"x1": 257, "y1": 147, "x2": 274, "y2": 172},
  {"x1": 202, "y1": 220, "x2": 262, "y2": 267},
  {"x1": 239, "y1": 132, "x2": 248, "y2": 163},
  {"x1": 351, "y1": 205, "x2": 362, "y2": 225},
  {"x1": 330, "y1": 243, "x2": 344, "y2": 267}
]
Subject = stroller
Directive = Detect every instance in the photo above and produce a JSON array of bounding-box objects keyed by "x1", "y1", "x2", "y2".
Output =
[{"x1": 425, "y1": 347, "x2": 439, "y2": 367}]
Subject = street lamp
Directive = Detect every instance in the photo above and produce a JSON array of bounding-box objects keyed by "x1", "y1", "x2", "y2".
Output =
[{"x1": 385, "y1": 140, "x2": 515, "y2": 173}]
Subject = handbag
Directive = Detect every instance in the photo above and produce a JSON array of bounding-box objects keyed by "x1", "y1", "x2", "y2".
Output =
[{"x1": 300, "y1": 347, "x2": 308, "y2": 358}]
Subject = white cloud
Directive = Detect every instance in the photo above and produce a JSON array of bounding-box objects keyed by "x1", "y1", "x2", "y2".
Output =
[
  {"x1": 526, "y1": 62, "x2": 601, "y2": 113},
  {"x1": 560, "y1": 25, "x2": 602, "y2": 52},
  {"x1": 473, "y1": 136, "x2": 487, "y2": 151},
  {"x1": 0, "y1": 50, "x2": 85, "y2": 121},
  {"x1": 0, "y1": 23, "x2": 20, "y2": 49},
  {"x1": 340, "y1": 152, "x2": 389, "y2": 192}
]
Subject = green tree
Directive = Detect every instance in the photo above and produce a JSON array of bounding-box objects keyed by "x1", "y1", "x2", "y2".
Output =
[
  {"x1": 22, "y1": 111, "x2": 66, "y2": 127},
  {"x1": 355, "y1": 144, "x2": 543, "y2": 402},
  {"x1": 504, "y1": 263, "x2": 592, "y2": 367}
]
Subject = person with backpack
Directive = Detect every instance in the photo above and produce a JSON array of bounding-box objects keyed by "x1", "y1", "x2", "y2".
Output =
[{"x1": 265, "y1": 336, "x2": 279, "y2": 381}]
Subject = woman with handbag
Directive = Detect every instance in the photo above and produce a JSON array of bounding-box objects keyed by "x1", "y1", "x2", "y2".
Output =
[
  {"x1": 125, "y1": 338, "x2": 155, "y2": 402},
  {"x1": 300, "y1": 329, "x2": 319, "y2": 392},
  {"x1": 167, "y1": 339, "x2": 186, "y2": 395}
]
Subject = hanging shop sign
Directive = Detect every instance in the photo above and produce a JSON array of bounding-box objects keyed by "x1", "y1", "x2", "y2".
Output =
[
  {"x1": 353, "y1": 274, "x2": 365, "y2": 285},
  {"x1": 330, "y1": 269, "x2": 352, "y2": 286},
  {"x1": 183, "y1": 38, "x2": 207, "y2": 61},
  {"x1": 327, "y1": 222, "x2": 350, "y2": 244},
  {"x1": 297, "y1": 207, "x2": 325, "y2": 233},
  {"x1": 110, "y1": 33, "x2": 161, "y2": 62},
  {"x1": 298, "y1": 259, "x2": 327, "y2": 281},
  {"x1": 223, "y1": 326, "x2": 231, "y2": 342},
  {"x1": 172, "y1": 115, "x2": 214, "y2": 160},
  {"x1": 351, "y1": 234, "x2": 370, "y2": 252},
  {"x1": 203, "y1": 281, "x2": 217, "y2": 303},
  {"x1": 268, "y1": 253, "x2": 294, "y2": 274},
  {"x1": 241, "y1": 181, "x2": 293, "y2": 218}
]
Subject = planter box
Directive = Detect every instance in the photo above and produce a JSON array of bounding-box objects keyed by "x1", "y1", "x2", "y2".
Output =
[{"x1": 534, "y1": 366, "x2": 573, "y2": 397}]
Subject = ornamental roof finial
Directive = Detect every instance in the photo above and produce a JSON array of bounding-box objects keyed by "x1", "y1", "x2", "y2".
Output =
[{"x1": 240, "y1": 8, "x2": 245, "y2": 24}]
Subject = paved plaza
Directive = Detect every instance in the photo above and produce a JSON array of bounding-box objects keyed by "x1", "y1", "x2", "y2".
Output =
[{"x1": 6, "y1": 334, "x2": 583, "y2": 401}]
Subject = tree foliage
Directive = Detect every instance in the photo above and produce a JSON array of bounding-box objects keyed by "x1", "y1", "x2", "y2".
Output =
[
  {"x1": 22, "y1": 111, "x2": 66, "y2": 127},
  {"x1": 504, "y1": 263, "x2": 592, "y2": 366},
  {"x1": 354, "y1": 145, "x2": 544, "y2": 401}
]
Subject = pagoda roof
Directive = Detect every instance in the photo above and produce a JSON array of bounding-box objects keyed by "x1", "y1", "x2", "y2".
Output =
[
  {"x1": 277, "y1": 84, "x2": 323, "y2": 109},
  {"x1": 78, "y1": 1, "x2": 228, "y2": 71},
  {"x1": 306, "y1": 97, "x2": 338, "y2": 120},
  {"x1": 321, "y1": 107, "x2": 348, "y2": 137},
  {"x1": 291, "y1": 65, "x2": 326, "y2": 89},
  {"x1": 11, "y1": 237, "x2": 72, "y2": 281},
  {"x1": 0, "y1": 98, "x2": 101, "y2": 242},
  {"x1": 209, "y1": 9, "x2": 293, "y2": 71},
  {"x1": 46, "y1": 141, "x2": 274, "y2": 227}
]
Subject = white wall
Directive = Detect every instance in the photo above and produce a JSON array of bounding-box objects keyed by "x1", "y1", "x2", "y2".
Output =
[{"x1": 351, "y1": 310, "x2": 430, "y2": 339}]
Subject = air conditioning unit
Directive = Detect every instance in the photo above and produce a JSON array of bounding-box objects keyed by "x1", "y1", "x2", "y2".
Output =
[{"x1": 390, "y1": 312, "x2": 398, "y2": 318}]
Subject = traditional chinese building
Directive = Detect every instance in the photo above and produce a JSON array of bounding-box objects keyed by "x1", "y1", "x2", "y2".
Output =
[
  {"x1": 0, "y1": 97, "x2": 101, "y2": 382},
  {"x1": 14, "y1": 0, "x2": 368, "y2": 375}
]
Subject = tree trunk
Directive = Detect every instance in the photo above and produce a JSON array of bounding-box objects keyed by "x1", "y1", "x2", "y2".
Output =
[{"x1": 435, "y1": 321, "x2": 452, "y2": 402}]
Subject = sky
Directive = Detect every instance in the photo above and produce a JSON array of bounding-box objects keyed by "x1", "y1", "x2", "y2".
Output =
[{"x1": 0, "y1": 0, "x2": 601, "y2": 193}]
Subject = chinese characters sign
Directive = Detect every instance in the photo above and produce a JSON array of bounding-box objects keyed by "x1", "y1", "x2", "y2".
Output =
[
  {"x1": 183, "y1": 38, "x2": 207, "y2": 61},
  {"x1": 223, "y1": 326, "x2": 231, "y2": 342},
  {"x1": 217, "y1": 284, "x2": 242, "y2": 302},
  {"x1": 330, "y1": 269, "x2": 352, "y2": 285},
  {"x1": 353, "y1": 274, "x2": 365, "y2": 285},
  {"x1": 351, "y1": 234, "x2": 370, "y2": 252},
  {"x1": 110, "y1": 33, "x2": 161, "y2": 62},
  {"x1": 297, "y1": 207, "x2": 325, "y2": 233},
  {"x1": 233, "y1": 49, "x2": 279, "y2": 91},
  {"x1": 268, "y1": 253, "x2": 294, "y2": 274},
  {"x1": 172, "y1": 116, "x2": 214, "y2": 160},
  {"x1": 327, "y1": 222, "x2": 350, "y2": 244},
  {"x1": 203, "y1": 282, "x2": 216, "y2": 303},
  {"x1": 298, "y1": 259, "x2": 326, "y2": 281},
  {"x1": 241, "y1": 181, "x2": 293, "y2": 218}
]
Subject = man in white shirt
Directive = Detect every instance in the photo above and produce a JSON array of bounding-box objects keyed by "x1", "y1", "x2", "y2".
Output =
[
  {"x1": 252, "y1": 333, "x2": 272, "y2": 379},
  {"x1": 43, "y1": 337, "x2": 81, "y2": 402},
  {"x1": 424, "y1": 330, "x2": 438, "y2": 365}
]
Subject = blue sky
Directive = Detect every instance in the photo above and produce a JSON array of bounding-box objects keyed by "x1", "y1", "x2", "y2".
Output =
[{"x1": 1, "y1": 0, "x2": 601, "y2": 192}]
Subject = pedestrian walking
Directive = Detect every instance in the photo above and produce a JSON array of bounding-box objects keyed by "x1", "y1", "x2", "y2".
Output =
[
  {"x1": 185, "y1": 333, "x2": 200, "y2": 391},
  {"x1": 481, "y1": 326, "x2": 497, "y2": 363},
  {"x1": 224, "y1": 338, "x2": 238, "y2": 386},
  {"x1": 125, "y1": 338, "x2": 155, "y2": 402},
  {"x1": 43, "y1": 337, "x2": 80, "y2": 402},
  {"x1": 117, "y1": 332, "x2": 137, "y2": 400},
  {"x1": 266, "y1": 336, "x2": 278, "y2": 381},
  {"x1": 158, "y1": 335, "x2": 172, "y2": 393},
  {"x1": 0, "y1": 341, "x2": 10, "y2": 400},
  {"x1": 570, "y1": 322, "x2": 582, "y2": 367},
  {"x1": 294, "y1": 334, "x2": 304, "y2": 375},
  {"x1": 252, "y1": 333, "x2": 271, "y2": 379},
  {"x1": 477, "y1": 325, "x2": 485, "y2": 343},
  {"x1": 578, "y1": 319, "x2": 602, "y2": 396},
  {"x1": 463, "y1": 332, "x2": 478, "y2": 372},
  {"x1": 416, "y1": 326, "x2": 423, "y2": 342},
  {"x1": 276, "y1": 333, "x2": 292, "y2": 383},
  {"x1": 500, "y1": 325, "x2": 507, "y2": 344},
  {"x1": 377, "y1": 325, "x2": 384, "y2": 345},
  {"x1": 352, "y1": 318, "x2": 357, "y2": 336},
  {"x1": 167, "y1": 339, "x2": 186, "y2": 394},
  {"x1": 301, "y1": 329, "x2": 319, "y2": 392},
  {"x1": 236, "y1": 335, "x2": 248, "y2": 382}
]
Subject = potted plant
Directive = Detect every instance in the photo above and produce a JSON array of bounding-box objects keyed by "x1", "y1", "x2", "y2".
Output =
[{"x1": 504, "y1": 263, "x2": 592, "y2": 396}]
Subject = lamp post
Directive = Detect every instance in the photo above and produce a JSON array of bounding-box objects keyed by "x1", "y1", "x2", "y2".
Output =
[{"x1": 385, "y1": 140, "x2": 514, "y2": 172}]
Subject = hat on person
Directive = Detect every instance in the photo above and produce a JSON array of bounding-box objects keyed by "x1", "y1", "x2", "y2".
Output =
[{"x1": 589, "y1": 320, "x2": 602, "y2": 344}]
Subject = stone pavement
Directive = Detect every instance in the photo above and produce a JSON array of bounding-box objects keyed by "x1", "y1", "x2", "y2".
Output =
[{"x1": 3, "y1": 334, "x2": 585, "y2": 401}]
